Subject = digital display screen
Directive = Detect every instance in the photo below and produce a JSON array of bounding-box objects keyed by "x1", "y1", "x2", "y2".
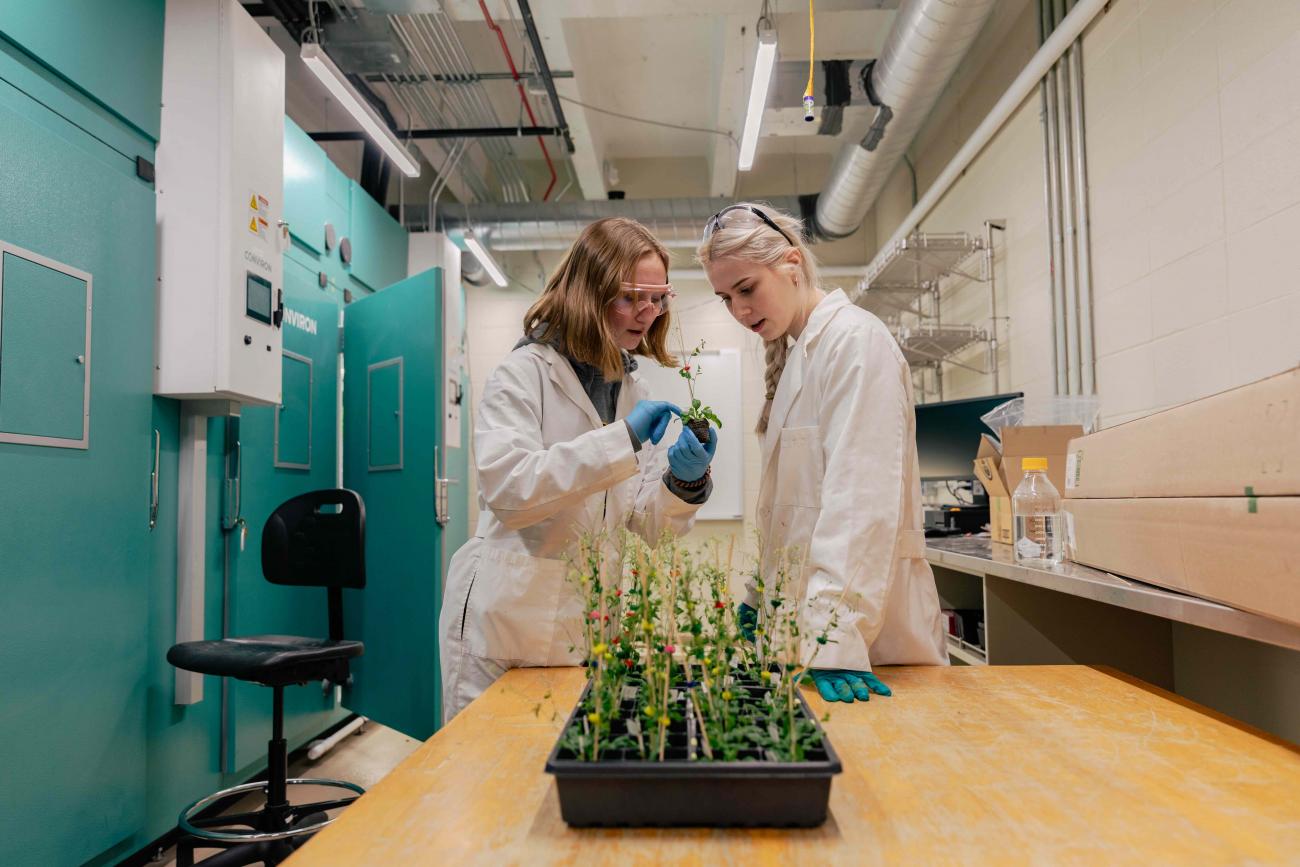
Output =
[
  {"x1": 246, "y1": 272, "x2": 273, "y2": 324},
  {"x1": 914, "y1": 392, "x2": 1023, "y2": 481}
]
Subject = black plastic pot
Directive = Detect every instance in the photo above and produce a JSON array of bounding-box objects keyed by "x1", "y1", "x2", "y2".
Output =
[
  {"x1": 686, "y1": 419, "x2": 711, "y2": 445},
  {"x1": 545, "y1": 678, "x2": 842, "y2": 827}
]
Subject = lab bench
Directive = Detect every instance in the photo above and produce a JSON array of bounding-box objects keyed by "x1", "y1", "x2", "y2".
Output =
[
  {"x1": 926, "y1": 535, "x2": 1300, "y2": 743},
  {"x1": 284, "y1": 666, "x2": 1300, "y2": 864}
]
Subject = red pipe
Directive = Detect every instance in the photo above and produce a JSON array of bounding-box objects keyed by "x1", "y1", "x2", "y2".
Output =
[{"x1": 477, "y1": 0, "x2": 558, "y2": 201}]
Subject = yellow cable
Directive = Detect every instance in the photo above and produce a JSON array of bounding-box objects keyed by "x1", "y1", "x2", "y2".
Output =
[{"x1": 804, "y1": 0, "x2": 815, "y2": 100}]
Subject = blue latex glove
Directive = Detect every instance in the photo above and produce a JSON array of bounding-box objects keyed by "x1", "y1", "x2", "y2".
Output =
[
  {"x1": 737, "y1": 602, "x2": 758, "y2": 642},
  {"x1": 667, "y1": 425, "x2": 716, "y2": 481},
  {"x1": 804, "y1": 669, "x2": 892, "y2": 703},
  {"x1": 625, "y1": 400, "x2": 681, "y2": 445}
]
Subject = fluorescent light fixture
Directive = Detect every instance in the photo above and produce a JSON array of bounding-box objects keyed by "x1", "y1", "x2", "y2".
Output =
[
  {"x1": 300, "y1": 43, "x2": 421, "y2": 178},
  {"x1": 464, "y1": 231, "x2": 508, "y2": 287},
  {"x1": 738, "y1": 26, "x2": 778, "y2": 172}
]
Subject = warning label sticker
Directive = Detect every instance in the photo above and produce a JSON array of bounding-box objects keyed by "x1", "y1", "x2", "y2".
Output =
[{"x1": 247, "y1": 190, "x2": 272, "y2": 240}]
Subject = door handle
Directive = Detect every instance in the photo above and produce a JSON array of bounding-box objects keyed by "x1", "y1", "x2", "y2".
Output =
[
  {"x1": 149, "y1": 429, "x2": 160, "y2": 530},
  {"x1": 434, "y1": 446, "x2": 456, "y2": 527}
]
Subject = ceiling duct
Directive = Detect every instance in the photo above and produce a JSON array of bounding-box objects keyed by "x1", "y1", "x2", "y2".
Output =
[
  {"x1": 437, "y1": 197, "x2": 803, "y2": 251},
  {"x1": 808, "y1": 0, "x2": 998, "y2": 240},
  {"x1": 425, "y1": 0, "x2": 995, "y2": 250}
]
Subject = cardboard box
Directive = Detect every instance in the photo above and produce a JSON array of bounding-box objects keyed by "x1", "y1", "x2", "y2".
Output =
[
  {"x1": 973, "y1": 435, "x2": 1012, "y2": 544},
  {"x1": 1065, "y1": 366, "x2": 1300, "y2": 499},
  {"x1": 972, "y1": 426, "x2": 1080, "y2": 544},
  {"x1": 999, "y1": 425, "x2": 1083, "y2": 494},
  {"x1": 1064, "y1": 497, "x2": 1300, "y2": 627}
]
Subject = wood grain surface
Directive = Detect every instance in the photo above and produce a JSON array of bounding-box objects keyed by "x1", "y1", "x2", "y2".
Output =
[{"x1": 286, "y1": 665, "x2": 1300, "y2": 865}]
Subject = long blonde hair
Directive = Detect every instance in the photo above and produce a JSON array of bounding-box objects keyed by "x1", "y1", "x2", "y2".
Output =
[
  {"x1": 524, "y1": 218, "x2": 676, "y2": 379},
  {"x1": 695, "y1": 202, "x2": 821, "y2": 433}
]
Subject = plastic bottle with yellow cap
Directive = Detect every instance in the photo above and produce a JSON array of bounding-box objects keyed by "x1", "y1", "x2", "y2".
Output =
[{"x1": 1012, "y1": 456, "x2": 1063, "y2": 567}]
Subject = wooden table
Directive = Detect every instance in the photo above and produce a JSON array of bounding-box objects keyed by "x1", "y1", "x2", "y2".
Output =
[{"x1": 286, "y1": 666, "x2": 1300, "y2": 865}]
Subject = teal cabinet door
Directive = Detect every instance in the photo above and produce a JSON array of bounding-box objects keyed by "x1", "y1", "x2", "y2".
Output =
[
  {"x1": 342, "y1": 269, "x2": 443, "y2": 739},
  {"x1": 227, "y1": 289, "x2": 346, "y2": 771},
  {"x1": 0, "y1": 81, "x2": 155, "y2": 864}
]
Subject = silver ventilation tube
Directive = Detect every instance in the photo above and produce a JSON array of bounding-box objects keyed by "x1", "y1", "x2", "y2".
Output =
[
  {"x1": 810, "y1": 0, "x2": 998, "y2": 240},
  {"x1": 437, "y1": 197, "x2": 803, "y2": 251},
  {"x1": 435, "y1": 1, "x2": 995, "y2": 250}
]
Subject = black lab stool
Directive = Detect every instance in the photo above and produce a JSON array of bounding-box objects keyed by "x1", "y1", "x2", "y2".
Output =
[{"x1": 168, "y1": 489, "x2": 367, "y2": 866}]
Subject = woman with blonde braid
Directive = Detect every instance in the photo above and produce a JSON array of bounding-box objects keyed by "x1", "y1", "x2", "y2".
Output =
[{"x1": 698, "y1": 203, "x2": 947, "y2": 704}]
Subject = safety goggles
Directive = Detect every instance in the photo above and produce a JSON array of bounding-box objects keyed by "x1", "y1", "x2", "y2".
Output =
[
  {"x1": 612, "y1": 282, "x2": 676, "y2": 314},
  {"x1": 701, "y1": 204, "x2": 796, "y2": 246}
]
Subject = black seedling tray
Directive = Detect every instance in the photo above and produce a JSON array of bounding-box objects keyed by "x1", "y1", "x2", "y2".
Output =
[{"x1": 545, "y1": 678, "x2": 842, "y2": 827}]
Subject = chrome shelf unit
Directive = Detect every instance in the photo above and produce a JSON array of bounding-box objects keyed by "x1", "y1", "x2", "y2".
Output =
[{"x1": 852, "y1": 229, "x2": 1000, "y2": 400}]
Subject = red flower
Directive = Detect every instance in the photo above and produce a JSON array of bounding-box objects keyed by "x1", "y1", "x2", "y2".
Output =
[
  {"x1": 588, "y1": 611, "x2": 600, "y2": 620},
  {"x1": 663, "y1": 644, "x2": 676, "y2": 654},
  {"x1": 612, "y1": 636, "x2": 621, "y2": 645},
  {"x1": 623, "y1": 658, "x2": 634, "y2": 667},
  {"x1": 615, "y1": 589, "x2": 623, "y2": 597},
  {"x1": 714, "y1": 601, "x2": 725, "y2": 609}
]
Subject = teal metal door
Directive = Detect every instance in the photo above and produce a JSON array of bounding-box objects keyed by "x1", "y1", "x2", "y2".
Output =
[
  {"x1": 342, "y1": 269, "x2": 444, "y2": 739},
  {"x1": 226, "y1": 288, "x2": 346, "y2": 770},
  {"x1": 0, "y1": 69, "x2": 155, "y2": 864}
]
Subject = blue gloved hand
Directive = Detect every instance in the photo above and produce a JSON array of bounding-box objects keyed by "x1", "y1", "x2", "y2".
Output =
[
  {"x1": 804, "y1": 669, "x2": 892, "y2": 703},
  {"x1": 737, "y1": 602, "x2": 758, "y2": 642},
  {"x1": 667, "y1": 425, "x2": 716, "y2": 481},
  {"x1": 625, "y1": 400, "x2": 681, "y2": 445}
]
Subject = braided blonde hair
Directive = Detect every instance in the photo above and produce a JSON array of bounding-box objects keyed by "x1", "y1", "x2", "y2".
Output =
[{"x1": 695, "y1": 202, "x2": 820, "y2": 434}]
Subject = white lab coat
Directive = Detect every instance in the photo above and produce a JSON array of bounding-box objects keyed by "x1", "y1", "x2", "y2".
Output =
[
  {"x1": 439, "y1": 342, "x2": 703, "y2": 720},
  {"x1": 746, "y1": 289, "x2": 948, "y2": 670}
]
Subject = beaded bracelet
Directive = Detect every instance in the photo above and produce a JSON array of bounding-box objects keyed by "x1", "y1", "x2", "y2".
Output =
[{"x1": 671, "y1": 467, "x2": 711, "y2": 490}]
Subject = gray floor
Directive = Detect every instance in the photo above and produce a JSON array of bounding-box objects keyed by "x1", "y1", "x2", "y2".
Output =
[{"x1": 157, "y1": 720, "x2": 420, "y2": 866}]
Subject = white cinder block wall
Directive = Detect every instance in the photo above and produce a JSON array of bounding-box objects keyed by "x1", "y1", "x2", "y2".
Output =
[{"x1": 875, "y1": 0, "x2": 1300, "y2": 425}]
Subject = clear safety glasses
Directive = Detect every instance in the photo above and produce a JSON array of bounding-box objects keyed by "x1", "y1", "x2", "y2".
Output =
[
  {"x1": 701, "y1": 204, "x2": 796, "y2": 246},
  {"x1": 611, "y1": 282, "x2": 676, "y2": 315}
]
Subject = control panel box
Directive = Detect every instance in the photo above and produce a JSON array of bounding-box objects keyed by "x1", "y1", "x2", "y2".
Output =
[{"x1": 155, "y1": 0, "x2": 285, "y2": 405}]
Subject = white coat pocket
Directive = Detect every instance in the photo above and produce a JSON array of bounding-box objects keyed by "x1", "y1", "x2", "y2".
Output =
[
  {"x1": 774, "y1": 426, "x2": 823, "y2": 509},
  {"x1": 461, "y1": 544, "x2": 567, "y2": 665}
]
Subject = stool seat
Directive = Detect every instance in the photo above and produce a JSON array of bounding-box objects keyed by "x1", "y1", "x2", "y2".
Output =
[{"x1": 168, "y1": 635, "x2": 363, "y2": 687}]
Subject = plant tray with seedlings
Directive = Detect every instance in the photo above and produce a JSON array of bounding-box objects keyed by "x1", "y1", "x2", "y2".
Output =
[
  {"x1": 546, "y1": 672, "x2": 841, "y2": 827},
  {"x1": 543, "y1": 534, "x2": 847, "y2": 828}
]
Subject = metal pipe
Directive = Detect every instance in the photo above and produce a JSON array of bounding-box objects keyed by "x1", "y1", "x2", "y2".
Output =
[
  {"x1": 309, "y1": 127, "x2": 562, "y2": 141},
  {"x1": 516, "y1": 0, "x2": 575, "y2": 154},
  {"x1": 985, "y1": 219, "x2": 1006, "y2": 392},
  {"x1": 1053, "y1": 0, "x2": 1081, "y2": 395},
  {"x1": 1040, "y1": 0, "x2": 1065, "y2": 394},
  {"x1": 363, "y1": 70, "x2": 574, "y2": 83},
  {"x1": 438, "y1": 196, "x2": 802, "y2": 250},
  {"x1": 1068, "y1": 38, "x2": 1096, "y2": 395},
  {"x1": 865, "y1": 0, "x2": 1111, "y2": 285}
]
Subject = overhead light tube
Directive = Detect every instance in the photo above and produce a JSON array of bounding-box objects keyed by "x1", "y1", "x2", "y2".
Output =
[
  {"x1": 300, "y1": 43, "x2": 421, "y2": 178},
  {"x1": 738, "y1": 26, "x2": 778, "y2": 172},
  {"x1": 464, "y1": 231, "x2": 508, "y2": 287}
]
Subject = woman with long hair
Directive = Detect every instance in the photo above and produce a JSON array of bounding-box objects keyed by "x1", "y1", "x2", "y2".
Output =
[
  {"x1": 697, "y1": 203, "x2": 946, "y2": 704},
  {"x1": 440, "y1": 217, "x2": 718, "y2": 721}
]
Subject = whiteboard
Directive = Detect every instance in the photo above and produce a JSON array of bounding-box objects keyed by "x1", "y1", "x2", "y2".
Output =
[{"x1": 637, "y1": 349, "x2": 743, "y2": 520}]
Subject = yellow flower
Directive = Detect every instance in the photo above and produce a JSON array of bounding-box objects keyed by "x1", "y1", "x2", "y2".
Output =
[
  {"x1": 592, "y1": 643, "x2": 607, "y2": 655},
  {"x1": 761, "y1": 670, "x2": 772, "y2": 682},
  {"x1": 603, "y1": 653, "x2": 615, "y2": 663},
  {"x1": 658, "y1": 715, "x2": 671, "y2": 727},
  {"x1": 721, "y1": 690, "x2": 733, "y2": 701},
  {"x1": 641, "y1": 620, "x2": 653, "y2": 633},
  {"x1": 711, "y1": 666, "x2": 723, "y2": 677},
  {"x1": 587, "y1": 712, "x2": 601, "y2": 724},
  {"x1": 643, "y1": 705, "x2": 656, "y2": 717}
]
